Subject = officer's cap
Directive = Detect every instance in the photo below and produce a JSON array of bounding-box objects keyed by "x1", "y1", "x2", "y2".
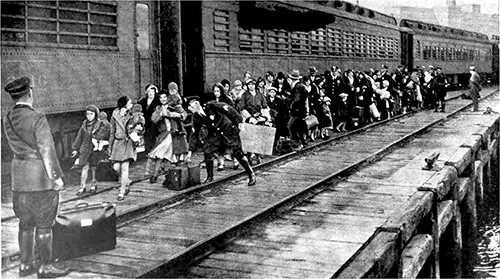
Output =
[
  {"x1": 184, "y1": 96, "x2": 200, "y2": 105},
  {"x1": 4, "y1": 77, "x2": 31, "y2": 98}
]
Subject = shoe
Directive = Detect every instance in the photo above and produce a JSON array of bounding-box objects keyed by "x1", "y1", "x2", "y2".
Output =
[
  {"x1": 89, "y1": 182, "x2": 97, "y2": 194},
  {"x1": 233, "y1": 164, "x2": 239, "y2": 170},
  {"x1": 124, "y1": 187, "x2": 130, "y2": 195},
  {"x1": 440, "y1": 109, "x2": 445, "y2": 113},
  {"x1": 256, "y1": 156, "x2": 261, "y2": 164},
  {"x1": 203, "y1": 177, "x2": 214, "y2": 184},
  {"x1": 76, "y1": 187, "x2": 86, "y2": 196},
  {"x1": 248, "y1": 173, "x2": 256, "y2": 186},
  {"x1": 37, "y1": 264, "x2": 70, "y2": 278},
  {"x1": 117, "y1": 193, "x2": 125, "y2": 201},
  {"x1": 19, "y1": 263, "x2": 37, "y2": 277},
  {"x1": 149, "y1": 176, "x2": 158, "y2": 184},
  {"x1": 217, "y1": 165, "x2": 224, "y2": 171},
  {"x1": 294, "y1": 144, "x2": 304, "y2": 151}
]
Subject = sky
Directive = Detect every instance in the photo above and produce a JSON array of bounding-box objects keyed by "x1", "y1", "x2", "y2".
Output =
[{"x1": 346, "y1": 0, "x2": 499, "y2": 15}]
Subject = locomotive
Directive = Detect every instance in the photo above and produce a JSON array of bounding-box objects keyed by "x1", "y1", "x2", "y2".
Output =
[{"x1": 1, "y1": 0, "x2": 498, "y2": 161}]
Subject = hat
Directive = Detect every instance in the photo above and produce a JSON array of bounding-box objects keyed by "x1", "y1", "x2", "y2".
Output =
[
  {"x1": 246, "y1": 78, "x2": 256, "y2": 85},
  {"x1": 4, "y1": 77, "x2": 31, "y2": 98},
  {"x1": 168, "y1": 82, "x2": 178, "y2": 91},
  {"x1": 428, "y1": 65, "x2": 434, "y2": 69},
  {"x1": 98, "y1": 111, "x2": 108, "y2": 120},
  {"x1": 267, "y1": 86, "x2": 278, "y2": 93},
  {"x1": 470, "y1": 66, "x2": 475, "y2": 70},
  {"x1": 145, "y1": 83, "x2": 158, "y2": 93},
  {"x1": 184, "y1": 96, "x2": 200, "y2": 105},
  {"x1": 131, "y1": 104, "x2": 142, "y2": 113},
  {"x1": 85, "y1": 105, "x2": 99, "y2": 115},
  {"x1": 339, "y1": 93, "x2": 348, "y2": 98},
  {"x1": 234, "y1": 80, "x2": 242, "y2": 86},
  {"x1": 288, "y1": 69, "x2": 302, "y2": 80},
  {"x1": 436, "y1": 67, "x2": 442, "y2": 70},
  {"x1": 308, "y1": 67, "x2": 318, "y2": 75}
]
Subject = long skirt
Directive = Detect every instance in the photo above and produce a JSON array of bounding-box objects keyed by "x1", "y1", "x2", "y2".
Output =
[{"x1": 148, "y1": 132, "x2": 174, "y2": 162}]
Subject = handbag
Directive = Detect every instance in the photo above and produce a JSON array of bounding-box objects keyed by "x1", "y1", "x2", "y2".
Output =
[
  {"x1": 304, "y1": 115, "x2": 319, "y2": 130},
  {"x1": 53, "y1": 202, "x2": 116, "y2": 260}
]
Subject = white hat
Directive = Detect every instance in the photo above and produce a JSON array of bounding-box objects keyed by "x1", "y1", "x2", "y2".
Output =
[{"x1": 469, "y1": 66, "x2": 475, "y2": 70}]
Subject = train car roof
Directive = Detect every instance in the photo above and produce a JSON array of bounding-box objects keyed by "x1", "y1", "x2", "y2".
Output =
[
  {"x1": 400, "y1": 18, "x2": 490, "y2": 43},
  {"x1": 250, "y1": 0, "x2": 400, "y2": 31}
]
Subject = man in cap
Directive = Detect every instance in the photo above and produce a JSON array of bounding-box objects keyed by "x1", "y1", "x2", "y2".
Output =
[
  {"x1": 469, "y1": 66, "x2": 481, "y2": 111},
  {"x1": 3, "y1": 77, "x2": 70, "y2": 277},
  {"x1": 433, "y1": 67, "x2": 449, "y2": 112},
  {"x1": 287, "y1": 69, "x2": 302, "y2": 90},
  {"x1": 186, "y1": 97, "x2": 256, "y2": 186}
]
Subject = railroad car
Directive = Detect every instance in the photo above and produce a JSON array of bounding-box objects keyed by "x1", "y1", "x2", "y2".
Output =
[
  {"x1": 400, "y1": 18, "x2": 493, "y2": 87},
  {"x1": 1, "y1": 0, "x2": 496, "y2": 162},
  {"x1": 491, "y1": 34, "x2": 499, "y2": 83}
]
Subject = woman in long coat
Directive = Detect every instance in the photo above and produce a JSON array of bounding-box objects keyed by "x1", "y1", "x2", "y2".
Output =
[
  {"x1": 72, "y1": 105, "x2": 109, "y2": 195},
  {"x1": 138, "y1": 84, "x2": 160, "y2": 153},
  {"x1": 109, "y1": 96, "x2": 135, "y2": 201},
  {"x1": 145, "y1": 90, "x2": 188, "y2": 183}
]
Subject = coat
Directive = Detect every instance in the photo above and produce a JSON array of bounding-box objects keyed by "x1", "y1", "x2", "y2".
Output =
[
  {"x1": 3, "y1": 104, "x2": 63, "y2": 192},
  {"x1": 191, "y1": 101, "x2": 243, "y2": 154},
  {"x1": 267, "y1": 96, "x2": 290, "y2": 138},
  {"x1": 109, "y1": 108, "x2": 136, "y2": 162},
  {"x1": 72, "y1": 119, "x2": 109, "y2": 166},
  {"x1": 469, "y1": 71, "x2": 481, "y2": 96},
  {"x1": 239, "y1": 90, "x2": 268, "y2": 116},
  {"x1": 138, "y1": 96, "x2": 161, "y2": 151},
  {"x1": 150, "y1": 105, "x2": 189, "y2": 155}
]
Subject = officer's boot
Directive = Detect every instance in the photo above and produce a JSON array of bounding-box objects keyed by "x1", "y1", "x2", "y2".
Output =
[
  {"x1": 204, "y1": 156, "x2": 214, "y2": 183},
  {"x1": 19, "y1": 227, "x2": 36, "y2": 277},
  {"x1": 36, "y1": 228, "x2": 70, "y2": 278},
  {"x1": 440, "y1": 102, "x2": 445, "y2": 112},
  {"x1": 237, "y1": 155, "x2": 256, "y2": 186}
]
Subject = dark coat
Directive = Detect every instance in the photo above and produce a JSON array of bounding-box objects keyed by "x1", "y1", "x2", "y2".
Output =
[
  {"x1": 72, "y1": 119, "x2": 109, "y2": 166},
  {"x1": 239, "y1": 90, "x2": 268, "y2": 116},
  {"x1": 290, "y1": 83, "x2": 309, "y2": 118},
  {"x1": 150, "y1": 105, "x2": 189, "y2": 155},
  {"x1": 3, "y1": 104, "x2": 63, "y2": 192},
  {"x1": 191, "y1": 101, "x2": 243, "y2": 154},
  {"x1": 138, "y1": 96, "x2": 161, "y2": 151},
  {"x1": 266, "y1": 96, "x2": 289, "y2": 137}
]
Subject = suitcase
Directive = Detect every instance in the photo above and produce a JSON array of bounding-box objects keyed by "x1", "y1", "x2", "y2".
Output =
[
  {"x1": 53, "y1": 202, "x2": 116, "y2": 260},
  {"x1": 163, "y1": 167, "x2": 189, "y2": 190},
  {"x1": 187, "y1": 164, "x2": 201, "y2": 186},
  {"x1": 95, "y1": 159, "x2": 119, "y2": 182}
]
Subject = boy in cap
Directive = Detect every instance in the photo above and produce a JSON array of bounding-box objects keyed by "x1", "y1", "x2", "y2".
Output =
[
  {"x1": 3, "y1": 77, "x2": 70, "y2": 278},
  {"x1": 92, "y1": 111, "x2": 111, "y2": 151}
]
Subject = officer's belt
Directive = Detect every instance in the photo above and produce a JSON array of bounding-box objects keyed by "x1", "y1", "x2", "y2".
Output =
[{"x1": 14, "y1": 153, "x2": 41, "y2": 160}]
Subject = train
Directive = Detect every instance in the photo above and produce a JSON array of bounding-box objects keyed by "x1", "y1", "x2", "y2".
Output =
[{"x1": 1, "y1": 0, "x2": 498, "y2": 162}]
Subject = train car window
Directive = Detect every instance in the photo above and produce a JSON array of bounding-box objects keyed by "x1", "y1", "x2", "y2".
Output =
[
  {"x1": 415, "y1": 41, "x2": 421, "y2": 59},
  {"x1": 440, "y1": 47, "x2": 445, "y2": 60},
  {"x1": 342, "y1": 31, "x2": 355, "y2": 57},
  {"x1": 377, "y1": 36, "x2": 386, "y2": 58},
  {"x1": 367, "y1": 34, "x2": 377, "y2": 58},
  {"x1": 368, "y1": 10, "x2": 375, "y2": 18},
  {"x1": 311, "y1": 28, "x2": 327, "y2": 55},
  {"x1": 431, "y1": 47, "x2": 437, "y2": 60},
  {"x1": 447, "y1": 47, "x2": 452, "y2": 60},
  {"x1": 213, "y1": 9, "x2": 230, "y2": 52},
  {"x1": 1, "y1": 1, "x2": 117, "y2": 47},
  {"x1": 291, "y1": 31, "x2": 310, "y2": 54},
  {"x1": 354, "y1": 33, "x2": 366, "y2": 57},
  {"x1": 136, "y1": 3, "x2": 150, "y2": 54},
  {"x1": 239, "y1": 28, "x2": 265, "y2": 53},
  {"x1": 423, "y1": 46, "x2": 431, "y2": 60},
  {"x1": 327, "y1": 28, "x2": 342, "y2": 56},
  {"x1": 267, "y1": 29, "x2": 289, "y2": 54}
]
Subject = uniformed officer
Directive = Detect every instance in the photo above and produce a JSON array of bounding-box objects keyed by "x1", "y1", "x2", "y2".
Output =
[
  {"x1": 186, "y1": 97, "x2": 256, "y2": 186},
  {"x1": 469, "y1": 66, "x2": 482, "y2": 111},
  {"x1": 433, "y1": 67, "x2": 449, "y2": 112},
  {"x1": 3, "y1": 77, "x2": 70, "y2": 278}
]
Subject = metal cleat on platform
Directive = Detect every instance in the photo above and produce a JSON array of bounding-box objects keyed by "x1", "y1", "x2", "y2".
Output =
[{"x1": 422, "y1": 152, "x2": 440, "y2": 171}]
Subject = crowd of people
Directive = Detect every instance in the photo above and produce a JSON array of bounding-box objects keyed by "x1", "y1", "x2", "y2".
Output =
[{"x1": 70, "y1": 63, "x2": 484, "y2": 202}]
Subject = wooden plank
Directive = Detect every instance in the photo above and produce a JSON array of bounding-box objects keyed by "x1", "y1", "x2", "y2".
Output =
[
  {"x1": 283, "y1": 211, "x2": 387, "y2": 227},
  {"x1": 401, "y1": 234, "x2": 434, "y2": 279},
  {"x1": 445, "y1": 147, "x2": 473, "y2": 176},
  {"x1": 334, "y1": 231, "x2": 399, "y2": 278},
  {"x1": 457, "y1": 177, "x2": 472, "y2": 203},
  {"x1": 187, "y1": 265, "x2": 267, "y2": 278},
  {"x1": 437, "y1": 200, "x2": 455, "y2": 237},
  {"x1": 419, "y1": 166, "x2": 458, "y2": 200}
]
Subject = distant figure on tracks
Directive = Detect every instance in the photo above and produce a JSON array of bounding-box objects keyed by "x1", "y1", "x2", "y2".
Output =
[
  {"x1": 186, "y1": 97, "x2": 256, "y2": 186},
  {"x1": 433, "y1": 67, "x2": 449, "y2": 112},
  {"x1": 469, "y1": 66, "x2": 482, "y2": 112},
  {"x1": 3, "y1": 77, "x2": 70, "y2": 278}
]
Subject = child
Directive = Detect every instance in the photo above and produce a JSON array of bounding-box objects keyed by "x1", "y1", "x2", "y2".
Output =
[
  {"x1": 127, "y1": 104, "x2": 146, "y2": 153},
  {"x1": 335, "y1": 93, "x2": 349, "y2": 132},
  {"x1": 166, "y1": 82, "x2": 186, "y2": 136},
  {"x1": 319, "y1": 88, "x2": 334, "y2": 138},
  {"x1": 92, "y1": 111, "x2": 111, "y2": 151}
]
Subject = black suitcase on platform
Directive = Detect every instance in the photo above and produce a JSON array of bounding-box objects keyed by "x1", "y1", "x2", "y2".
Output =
[
  {"x1": 163, "y1": 167, "x2": 189, "y2": 190},
  {"x1": 53, "y1": 202, "x2": 116, "y2": 260},
  {"x1": 95, "y1": 159, "x2": 119, "y2": 182}
]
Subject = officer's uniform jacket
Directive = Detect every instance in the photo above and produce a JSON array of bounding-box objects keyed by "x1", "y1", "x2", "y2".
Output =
[
  {"x1": 191, "y1": 101, "x2": 243, "y2": 152},
  {"x1": 3, "y1": 104, "x2": 63, "y2": 192}
]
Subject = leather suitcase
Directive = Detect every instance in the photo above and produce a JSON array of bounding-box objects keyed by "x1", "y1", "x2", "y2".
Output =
[
  {"x1": 95, "y1": 159, "x2": 119, "y2": 182},
  {"x1": 163, "y1": 167, "x2": 189, "y2": 190},
  {"x1": 187, "y1": 164, "x2": 201, "y2": 186},
  {"x1": 53, "y1": 202, "x2": 116, "y2": 260}
]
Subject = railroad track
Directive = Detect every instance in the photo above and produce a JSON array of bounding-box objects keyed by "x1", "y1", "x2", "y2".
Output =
[{"x1": 1, "y1": 88, "x2": 498, "y2": 278}]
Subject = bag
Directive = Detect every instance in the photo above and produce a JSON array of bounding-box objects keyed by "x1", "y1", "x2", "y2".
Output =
[
  {"x1": 95, "y1": 159, "x2": 119, "y2": 182},
  {"x1": 53, "y1": 202, "x2": 116, "y2": 260},
  {"x1": 239, "y1": 123, "x2": 276, "y2": 156},
  {"x1": 304, "y1": 115, "x2": 319, "y2": 130},
  {"x1": 163, "y1": 167, "x2": 189, "y2": 190},
  {"x1": 187, "y1": 164, "x2": 201, "y2": 186},
  {"x1": 369, "y1": 103, "x2": 380, "y2": 119}
]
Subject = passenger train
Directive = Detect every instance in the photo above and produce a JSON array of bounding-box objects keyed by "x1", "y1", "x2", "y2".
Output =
[{"x1": 1, "y1": 0, "x2": 498, "y2": 161}]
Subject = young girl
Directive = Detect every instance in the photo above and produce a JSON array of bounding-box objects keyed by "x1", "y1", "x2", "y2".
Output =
[
  {"x1": 72, "y1": 105, "x2": 108, "y2": 195},
  {"x1": 109, "y1": 96, "x2": 135, "y2": 201}
]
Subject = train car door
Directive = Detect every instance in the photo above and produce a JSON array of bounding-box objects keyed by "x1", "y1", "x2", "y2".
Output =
[
  {"x1": 400, "y1": 29, "x2": 414, "y2": 70},
  {"x1": 135, "y1": 2, "x2": 160, "y2": 98},
  {"x1": 180, "y1": 1, "x2": 204, "y2": 96}
]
